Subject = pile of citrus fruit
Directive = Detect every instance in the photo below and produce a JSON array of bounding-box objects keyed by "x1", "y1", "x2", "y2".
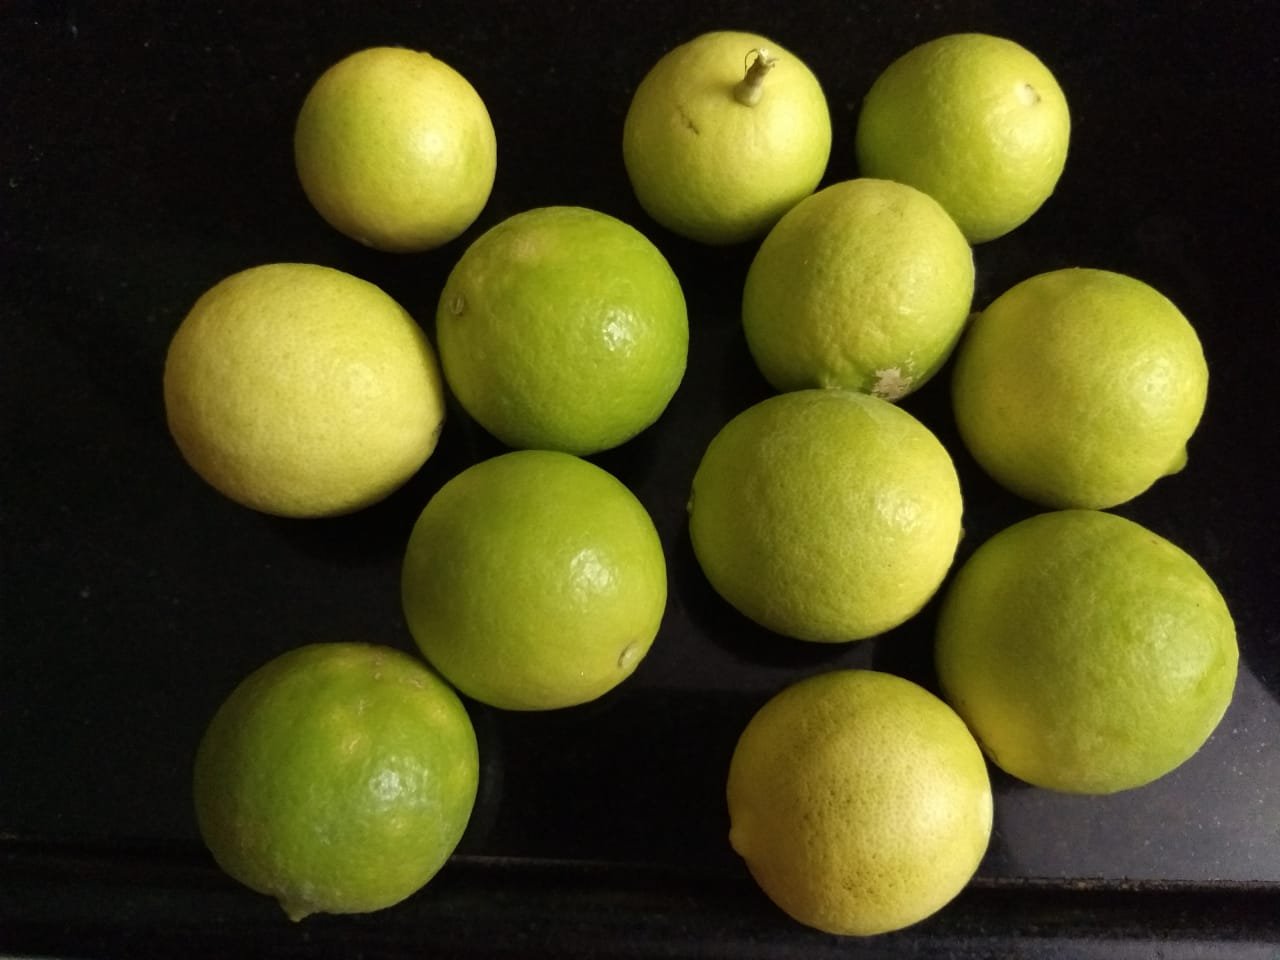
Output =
[{"x1": 166, "y1": 28, "x2": 1237, "y2": 936}]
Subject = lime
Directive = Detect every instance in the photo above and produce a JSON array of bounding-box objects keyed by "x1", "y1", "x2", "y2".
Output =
[
  {"x1": 294, "y1": 46, "x2": 496, "y2": 252},
  {"x1": 623, "y1": 30, "x2": 832, "y2": 244},
  {"x1": 435, "y1": 206, "x2": 688, "y2": 455},
  {"x1": 951, "y1": 268, "x2": 1208, "y2": 509},
  {"x1": 935, "y1": 510, "x2": 1238, "y2": 794},
  {"x1": 401, "y1": 450, "x2": 667, "y2": 710},
  {"x1": 742, "y1": 178, "x2": 974, "y2": 399},
  {"x1": 163, "y1": 263, "x2": 446, "y2": 517},
  {"x1": 193, "y1": 643, "x2": 479, "y2": 920},
  {"x1": 727, "y1": 669, "x2": 992, "y2": 936},
  {"x1": 688, "y1": 389, "x2": 963, "y2": 642},
  {"x1": 855, "y1": 33, "x2": 1070, "y2": 243}
]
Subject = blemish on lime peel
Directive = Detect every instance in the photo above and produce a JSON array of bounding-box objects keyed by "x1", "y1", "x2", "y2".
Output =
[
  {"x1": 872, "y1": 367, "x2": 913, "y2": 400},
  {"x1": 618, "y1": 641, "x2": 641, "y2": 671}
]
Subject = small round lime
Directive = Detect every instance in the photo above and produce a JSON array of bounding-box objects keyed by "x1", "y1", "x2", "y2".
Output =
[
  {"x1": 688, "y1": 389, "x2": 963, "y2": 642},
  {"x1": 401, "y1": 450, "x2": 667, "y2": 710},
  {"x1": 728, "y1": 669, "x2": 992, "y2": 935},
  {"x1": 855, "y1": 33, "x2": 1070, "y2": 243},
  {"x1": 294, "y1": 46, "x2": 496, "y2": 252},
  {"x1": 742, "y1": 178, "x2": 974, "y2": 399},
  {"x1": 951, "y1": 268, "x2": 1208, "y2": 509},
  {"x1": 193, "y1": 643, "x2": 479, "y2": 920},
  {"x1": 436, "y1": 206, "x2": 688, "y2": 455},
  {"x1": 623, "y1": 31, "x2": 831, "y2": 245}
]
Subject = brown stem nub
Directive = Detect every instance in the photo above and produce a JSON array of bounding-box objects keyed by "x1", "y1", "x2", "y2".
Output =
[{"x1": 734, "y1": 49, "x2": 777, "y2": 106}]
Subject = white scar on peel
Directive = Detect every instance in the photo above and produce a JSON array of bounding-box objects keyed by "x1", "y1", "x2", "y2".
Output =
[{"x1": 871, "y1": 367, "x2": 913, "y2": 400}]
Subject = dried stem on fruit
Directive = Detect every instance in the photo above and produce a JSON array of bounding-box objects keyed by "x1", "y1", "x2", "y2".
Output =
[{"x1": 734, "y1": 49, "x2": 777, "y2": 106}]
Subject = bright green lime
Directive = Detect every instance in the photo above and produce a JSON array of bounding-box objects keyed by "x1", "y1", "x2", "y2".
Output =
[
  {"x1": 401, "y1": 450, "x2": 667, "y2": 710},
  {"x1": 193, "y1": 643, "x2": 478, "y2": 920},
  {"x1": 436, "y1": 206, "x2": 688, "y2": 455}
]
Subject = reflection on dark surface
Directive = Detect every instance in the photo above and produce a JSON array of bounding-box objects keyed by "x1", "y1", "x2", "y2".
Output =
[{"x1": 978, "y1": 664, "x2": 1280, "y2": 881}]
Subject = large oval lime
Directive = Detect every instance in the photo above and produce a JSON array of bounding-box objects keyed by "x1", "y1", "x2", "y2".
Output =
[
  {"x1": 163, "y1": 263, "x2": 446, "y2": 517},
  {"x1": 855, "y1": 33, "x2": 1070, "y2": 243}
]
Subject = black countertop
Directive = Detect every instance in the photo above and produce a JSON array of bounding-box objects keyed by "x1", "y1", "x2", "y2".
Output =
[{"x1": 3, "y1": 0, "x2": 1278, "y2": 956}]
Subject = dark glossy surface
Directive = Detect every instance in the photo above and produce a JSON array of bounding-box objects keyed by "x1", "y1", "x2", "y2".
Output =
[{"x1": 3, "y1": 0, "x2": 1278, "y2": 954}]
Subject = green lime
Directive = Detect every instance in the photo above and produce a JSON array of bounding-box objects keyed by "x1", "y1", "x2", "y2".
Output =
[
  {"x1": 951, "y1": 268, "x2": 1208, "y2": 509},
  {"x1": 935, "y1": 509, "x2": 1238, "y2": 794},
  {"x1": 855, "y1": 33, "x2": 1070, "y2": 243},
  {"x1": 193, "y1": 643, "x2": 479, "y2": 920},
  {"x1": 401, "y1": 450, "x2": 667, "y2": 710},
  {"x1": 742, "y1": 178, "x2": 974, "y2": 399},
  {"x1": 623, "y1": 30, "x2": 832, "y2": 244},
  {"x1": 294, "y1": 46, "x2": 496, "y2": 252},
  {"x1": 436, "y1": 206, "x2": 688, "y2": 455},
  {"x1": 688, "y1": 389, "x2": 963, "y2": 642},
  {"x1": 163, "y1": 263, "x2": 446, "y2": 517},
  {"x1": 728, "y1": 669, "x2": 992, "y2": 936}
]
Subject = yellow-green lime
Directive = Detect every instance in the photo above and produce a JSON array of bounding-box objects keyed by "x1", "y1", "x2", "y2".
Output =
[
  {"x1": 193, "y1": 643, "x2": 479, "y2": 921},
  {"x1": 436, "y1": 206, "x2": 688, "y2": 455},
  {"x1": 401, "y1": 450, "x2": 667, "y2": 710},
  {"x1": 935, "y1": 509, "x2": 1238, "y2": 794},
  {"x1": 742, "y1": 178, "x2": 974, "y2": 399},
  {"x1": 688, "y1": 389, "x2": 963, "y2": 642},
  {"x1": 951, "y1": 268, "x2": 1208, "y2": 509},
  {"x1": 855, "y1": 33, "x2": 1070, "y2": 243},
  {"x1": 163, "y1": 263, "x2": 446, "y2": 517},
  {"x1": 295, "y1": 46, "x2": 496, "y2": 252},
  {"x1": 623, "y1": 31, "x2": 832, "y2": 244},
  {"x1": 727, "y1": 669, "x2": 993, "y2": 936}
]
